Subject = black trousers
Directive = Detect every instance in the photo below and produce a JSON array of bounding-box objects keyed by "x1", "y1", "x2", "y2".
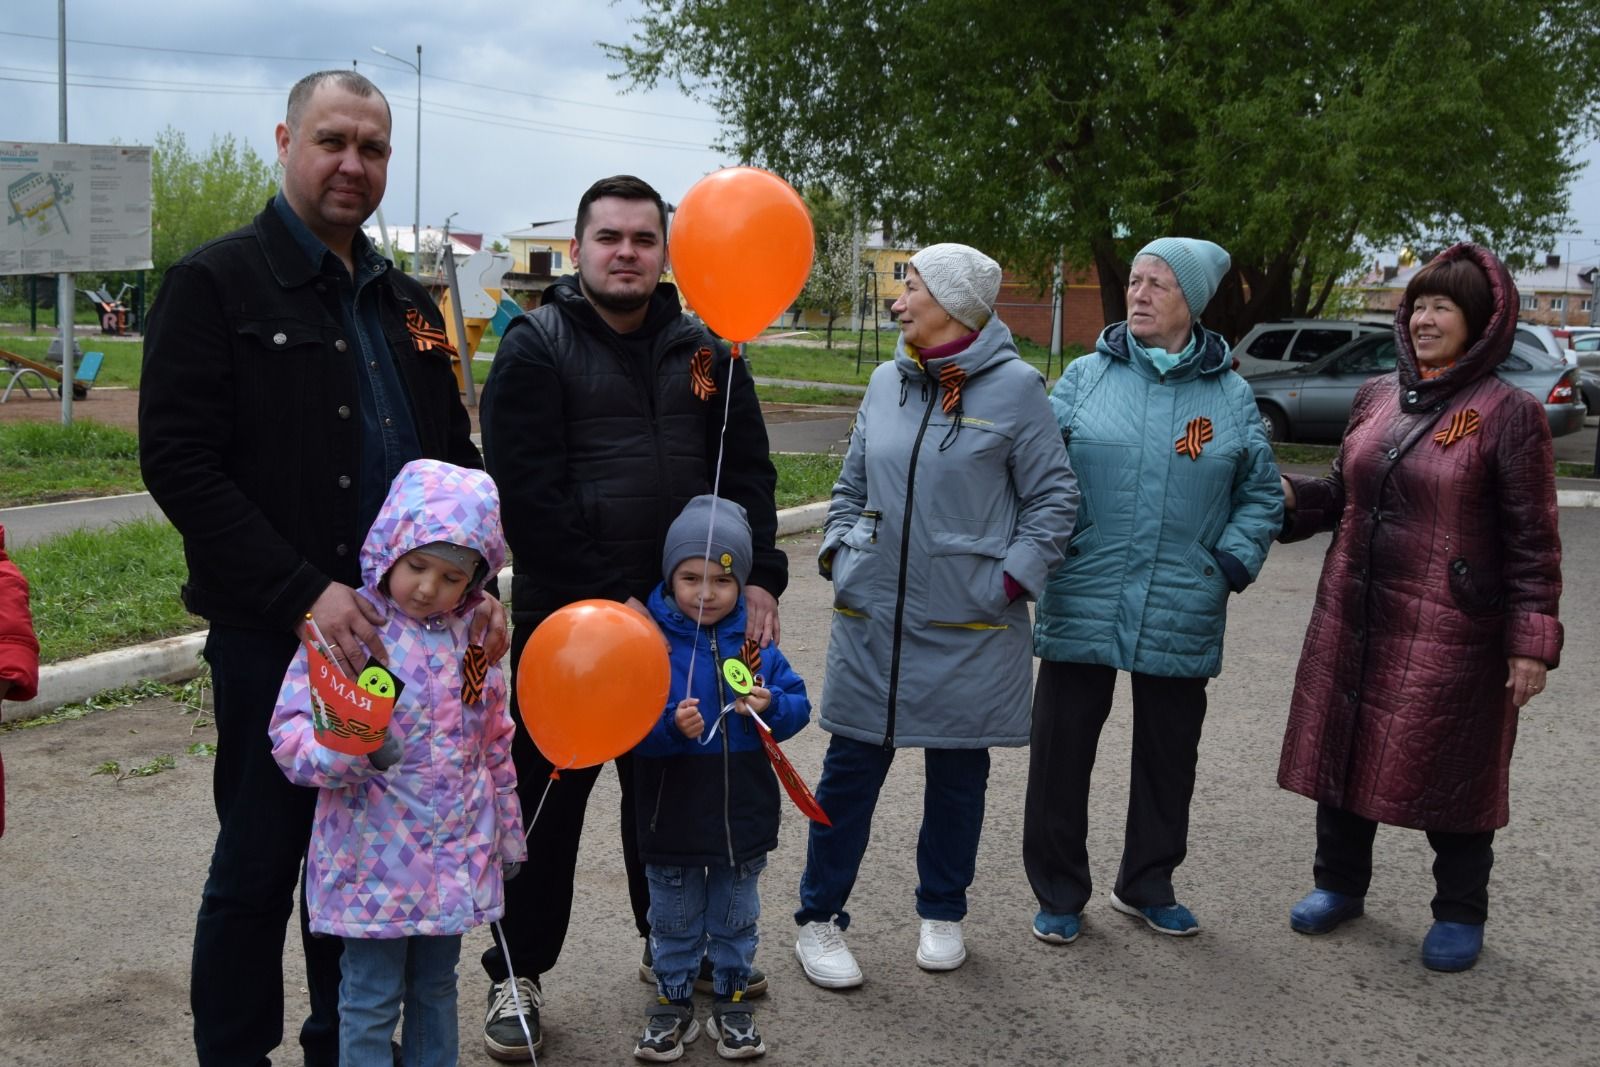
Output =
[
  {"x1": 191, "y1": 626, "x2": 344, "y2": 1067},
  {"x1": 1313, "y1": 803, "x2": 1495, "y2": 924},
  {"x1": 1024, "y1": 659, "x2": 1209, "y2": 915},
  {"x1": 481, "y1": 624, "x2": 651, "y2": 984}
]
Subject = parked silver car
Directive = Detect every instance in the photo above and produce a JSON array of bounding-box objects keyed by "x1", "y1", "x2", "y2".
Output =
[
  {"x1": 1230, "y1": 318, "x2": 1386, "y2": 377},
  {"x1": 1248, "y1": 332, "x2": 1584, "y2": 442}
]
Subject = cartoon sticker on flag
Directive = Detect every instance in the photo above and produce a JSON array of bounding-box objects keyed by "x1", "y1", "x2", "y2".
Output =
[{"x1": 305, "y1": 638, "x2": 401, "y2": 755}]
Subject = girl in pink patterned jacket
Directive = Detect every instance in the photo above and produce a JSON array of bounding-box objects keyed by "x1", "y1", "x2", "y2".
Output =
[{"x1": 270, "y1": 459, "x2": 525, "y2": 1066}]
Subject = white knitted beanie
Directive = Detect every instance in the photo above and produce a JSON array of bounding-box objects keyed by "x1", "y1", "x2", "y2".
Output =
[{"x1": 909, "y1": 243, "x2": 1002, "y2": 330}]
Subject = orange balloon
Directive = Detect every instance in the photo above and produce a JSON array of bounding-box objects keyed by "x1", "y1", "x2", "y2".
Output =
[
  {"x1": 517, "y1": 600, "x2": 670, "y2": 769},
  {"x1": 670, "y1": 166, "x2": 815, "y2": 343}
]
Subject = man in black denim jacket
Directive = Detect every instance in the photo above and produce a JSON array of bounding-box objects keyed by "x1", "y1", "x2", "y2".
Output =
[{"x1": 139, "y1": 69, "x2": 504, "y2": 1067}]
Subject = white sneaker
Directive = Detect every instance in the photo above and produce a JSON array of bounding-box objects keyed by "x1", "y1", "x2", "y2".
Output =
[
  {"x1": 916, "y1": 919, "x2": 967, "y2": 971},
  {"x1": 794, "y1": 920, "x2": 864, "y2": 988}
]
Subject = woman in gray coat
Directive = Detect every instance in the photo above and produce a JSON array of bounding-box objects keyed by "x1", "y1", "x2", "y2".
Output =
[{"x1": 793, "y1": 243, "x2": 1078, "y2": 988}]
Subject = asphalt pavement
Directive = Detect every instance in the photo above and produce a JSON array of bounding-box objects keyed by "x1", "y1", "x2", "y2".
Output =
[{"x1": 2, "y1": 522, "x2": 1597, "y2": 1065}]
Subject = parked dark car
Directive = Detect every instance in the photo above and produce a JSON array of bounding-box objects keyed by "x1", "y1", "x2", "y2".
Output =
[{"x1": 1249, "y1": 332, "x2": 1584, "y2": 442}]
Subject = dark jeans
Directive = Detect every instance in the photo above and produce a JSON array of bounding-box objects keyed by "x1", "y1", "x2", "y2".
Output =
[
  {"x1": 1313, "y1": 803, "x2": 1496, "y2": 924},
  {"x1": 192, "y1": 625, "x2": 343, "y2": 1067},
  {"x1": 796, "y1": 733, "x2": 991, "y2": 928},
  {"x1": 1023, "y1": 659, "x2": 1209, "y2": 915},
  {"x1": 482, "y1": 625, "x2": 650, "y2": 984}
]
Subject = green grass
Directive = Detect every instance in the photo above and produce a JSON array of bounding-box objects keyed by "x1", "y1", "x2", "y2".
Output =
[
  {"x1": 772, "y1": 452, "x2": 843, "y2": 509},
  {"x1": 1272, "y1": 443, "x2": 1341, "y2": 466},
  {"x1": 0, "y1": 421, "x2": 145, "y2": 506},
  {"x1": 11, "y1": 517, "x2": 197, "y2": 664},
  {"x1": 1555, "y1": 461, "x2": 1595, "y2": 479},
  {"x1": 0, "y1": 301, "x2": 103, "y2": 327},
  {"x1": 742, "y1": 337, "x2": 1081, "y2": 386},
  {"x1": 756, "y1": 385, "x2": 864, "y2": 407}
]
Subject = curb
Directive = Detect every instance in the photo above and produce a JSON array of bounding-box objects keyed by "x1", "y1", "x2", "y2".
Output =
[{"x1": 1, "y1": 503, "x2": 832, "y2": 725}]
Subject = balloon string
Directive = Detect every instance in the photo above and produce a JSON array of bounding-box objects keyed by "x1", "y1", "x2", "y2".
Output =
[
  {"x1": 499, "y1": 754, "x2": 569, "y2": 1065},
  {"x1": 697, "y1": 701, "x2": 739, "y2": 747},
  {"x1": 679, "y1": 353, "x2": 739, "y2": 708},
  {"x1": 491, "y1": 917, "x2": 539, "y2": 1067}
]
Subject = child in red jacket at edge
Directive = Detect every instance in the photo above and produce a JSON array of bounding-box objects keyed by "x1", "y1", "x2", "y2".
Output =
[{"x1": 0, "y1": 524, "x2": 42, "y2": 837}]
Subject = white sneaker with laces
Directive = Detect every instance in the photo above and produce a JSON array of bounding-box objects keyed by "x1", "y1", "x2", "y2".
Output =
[
  {"x1": 916, "y1": 919, "x2": 967, "y2": 971},
  {"x1": 794, "y1": 920, "x2": 864, "y2": 989}
]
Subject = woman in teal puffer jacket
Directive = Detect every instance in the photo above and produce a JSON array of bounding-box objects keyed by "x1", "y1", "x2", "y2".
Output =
[{"x1": 1025, "y1": 237, "x2": 1282, "y2": 944}]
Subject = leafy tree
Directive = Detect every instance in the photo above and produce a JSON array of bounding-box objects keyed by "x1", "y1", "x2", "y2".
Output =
[
  {"x1": 150, "y1": 127, "x2": 276, "y2": 287},
  {"x1": 799, "y1": 229, "x2": 859, "y2": 347},
  {"x1": 797, "y1": 188, "x2": 863, "y2": 346},
  {"x1": 609, "y1": 1, "x2": 1600, "y2": 341}
]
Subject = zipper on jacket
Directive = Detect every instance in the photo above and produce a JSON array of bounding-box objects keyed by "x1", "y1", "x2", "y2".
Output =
[
  {"x1": 883, "y1": 384, "x2": 939, "y2": 749},
  {"x1": 648, "y1": 772, "x2": 667, "y2": 833},
  {"x1": 707, "y1": 630, "x2": 738, "y2": 867}
]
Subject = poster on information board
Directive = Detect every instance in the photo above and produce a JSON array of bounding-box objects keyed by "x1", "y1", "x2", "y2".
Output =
[{"x1": 0, "y1": 141, "x2": 153, "y2": 275}]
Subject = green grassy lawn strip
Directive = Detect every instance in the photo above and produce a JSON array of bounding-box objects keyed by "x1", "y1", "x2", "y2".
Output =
[
  {"x1": 0, "y1": 421, "x2": 145, "y2": 506},
  {"x1": 756, "y1": 385, "x2": 864, "y2": 407},
  {"x1": 12, "y1": 516, "x2": 196, "y2": 664},
  {"x1": 772, "y1": 453, "x2": 843, "y2": 510},
  {"x1": 742, "y1": 337, "x2": 1079, "y2": 387}
]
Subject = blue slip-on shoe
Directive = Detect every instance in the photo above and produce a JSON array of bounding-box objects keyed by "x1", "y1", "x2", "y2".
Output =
[
  {"x1": 1110, "y1": 891, "x2": 1200, "y2": 936},
  {"x1": 1421, "y1": 921, "x2": 1484, "y2": 972},
  {"x1": 1289, "y1": 888, "x2": 1365, "y2": 935},
  {"x1": 1032, "y1": 910, "x2": 1082, "y2": 945}
]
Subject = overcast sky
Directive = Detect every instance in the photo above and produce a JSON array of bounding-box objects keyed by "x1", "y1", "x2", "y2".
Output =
[{"x1": 4, "y1": 1, "x2": 1598, "y2": 273}]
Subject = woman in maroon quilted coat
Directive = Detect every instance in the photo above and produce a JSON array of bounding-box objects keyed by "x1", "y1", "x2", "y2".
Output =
[{"x1": 1276, "y1": 243, "x2": 1561, "y2": 973}]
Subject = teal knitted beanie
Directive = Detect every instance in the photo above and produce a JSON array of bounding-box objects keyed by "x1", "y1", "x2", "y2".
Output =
[{"x1": 1135, "y1": 237, "x2": 1231, "y2": 318}]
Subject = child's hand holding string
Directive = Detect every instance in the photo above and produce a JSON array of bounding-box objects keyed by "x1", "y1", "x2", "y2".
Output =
[
  {"x1": 674, "y1": 697, "x2": 705, "y2": 739},
  {"x1": 734, "y1": 685, "x2": 771, "y2": 717}
]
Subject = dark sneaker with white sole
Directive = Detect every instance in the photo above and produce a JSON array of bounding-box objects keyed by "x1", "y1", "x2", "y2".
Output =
[
  {"x1": 639, "y1": 942, "x2": 769, "y2": 998},
  {"x1": 483, "y1": 976, "x2": 542, "y2": 1061},
  {"x1": 635, "y1": 999, "x2": 700, "y2": 1062},
  {"x1": 709, "y1": 997, "x2": 767, "y2": 1060}
]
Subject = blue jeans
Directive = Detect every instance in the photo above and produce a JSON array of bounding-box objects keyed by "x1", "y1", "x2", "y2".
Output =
[
  {"x1": 646, "y1": 857, "x2": 767, "y2": 1000},
  {"x1": 796, "y1": 733, "x2": 991, "y2": 928},
  {"x1": 339, "y1": 935, "x2": 462, "y2": 1067}
]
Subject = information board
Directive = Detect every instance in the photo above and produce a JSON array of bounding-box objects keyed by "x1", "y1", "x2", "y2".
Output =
[{"x1": 1, "y1": 141, "x2": 153, "y2": 274}]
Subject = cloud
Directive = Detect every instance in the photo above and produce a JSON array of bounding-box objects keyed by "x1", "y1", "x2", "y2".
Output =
[{"x1": 2, "y1": 0, "x2": 732, "y2": 240}]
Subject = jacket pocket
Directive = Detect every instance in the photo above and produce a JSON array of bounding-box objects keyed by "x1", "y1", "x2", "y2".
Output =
[
  {"x1": 1183, "y1": 541, "x2": 1228, "y2": 603},
  {"x1": 925, "y1": 528, "x2": 1010, "y2": 627},
  {"x1": 233, "y1": 315, "x2": 328, "y2": 356},
  {"x1": 1448, "y1": 557, "x2": 1504, "y2": 616},
  {"x1": 830, "y1": 513, "x2": 878, "y2": 615}
]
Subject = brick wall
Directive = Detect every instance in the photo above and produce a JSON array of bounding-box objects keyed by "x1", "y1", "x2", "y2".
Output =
[{"x1": 995, "y1": 265, "x2": 1105, "y2": 350}]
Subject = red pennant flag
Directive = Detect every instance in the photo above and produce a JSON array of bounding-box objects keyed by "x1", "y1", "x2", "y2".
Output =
[
  {"x1": 755, "y1": 724, "x2": 830, "y2": 826},
  {"x1": 305, "y1": 639, "x2": 398, "y2": 756}
]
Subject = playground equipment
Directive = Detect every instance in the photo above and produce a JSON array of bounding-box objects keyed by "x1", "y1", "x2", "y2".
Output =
[
  {"x1": 1, "y1": 347, "x2": 103, "y2": 402},
  {"x1": 434, "y1": 249, "x2": 514, "y2": 397},
  {"x1": 79, "y1": 283, "x2": 135, "y2": 335}
]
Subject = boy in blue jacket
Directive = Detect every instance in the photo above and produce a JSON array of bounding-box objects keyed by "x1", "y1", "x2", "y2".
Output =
[{"x1": 632, "y1": 494, "x2": 810, "y2": 1061}]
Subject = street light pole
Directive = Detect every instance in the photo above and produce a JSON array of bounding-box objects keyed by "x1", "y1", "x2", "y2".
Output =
[{"x1": 371, "y1": 44, "x2": 421, "y2": 277}]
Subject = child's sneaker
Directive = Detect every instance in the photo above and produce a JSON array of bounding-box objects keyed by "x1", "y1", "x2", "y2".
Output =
[
  {"x1": 708, "y1": 996, "x2": 766, "y2": 1060},
  {"x1": 635, "y1": 999, "x2": 700, "y2": 1062}
]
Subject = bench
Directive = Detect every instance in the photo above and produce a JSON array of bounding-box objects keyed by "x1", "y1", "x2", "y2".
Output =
[{"x1": 1, "y1": 348, "x2": 104, "y2": 403}]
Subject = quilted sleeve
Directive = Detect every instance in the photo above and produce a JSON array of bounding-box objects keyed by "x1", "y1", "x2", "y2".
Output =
[
  {"x1": 483, "y1": 668, "x2": 527, "y2": 864},
  {"x1": 1212, "y1": 378, "x2": 1284, "y2": 583},
  {"x1": 1493, "y1": 391, "x2": 1563, "y2": 667}
]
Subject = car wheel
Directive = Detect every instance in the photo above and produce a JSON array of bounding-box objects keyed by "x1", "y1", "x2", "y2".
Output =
[{"x1": 1257, "y1": 403, "x2": 1288, "y2": 443}]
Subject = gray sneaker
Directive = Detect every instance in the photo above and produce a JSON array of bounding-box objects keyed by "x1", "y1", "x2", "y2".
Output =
[
  {"x1": 635, "y1": 1000, "x2": 700, "y2": 1062},
  {"x1": 483, "y1": 976, "x2": 542, "y2": 1061},
  {"x1": 709, "y1": 998, "x2": 767, "y2": 1059}
]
